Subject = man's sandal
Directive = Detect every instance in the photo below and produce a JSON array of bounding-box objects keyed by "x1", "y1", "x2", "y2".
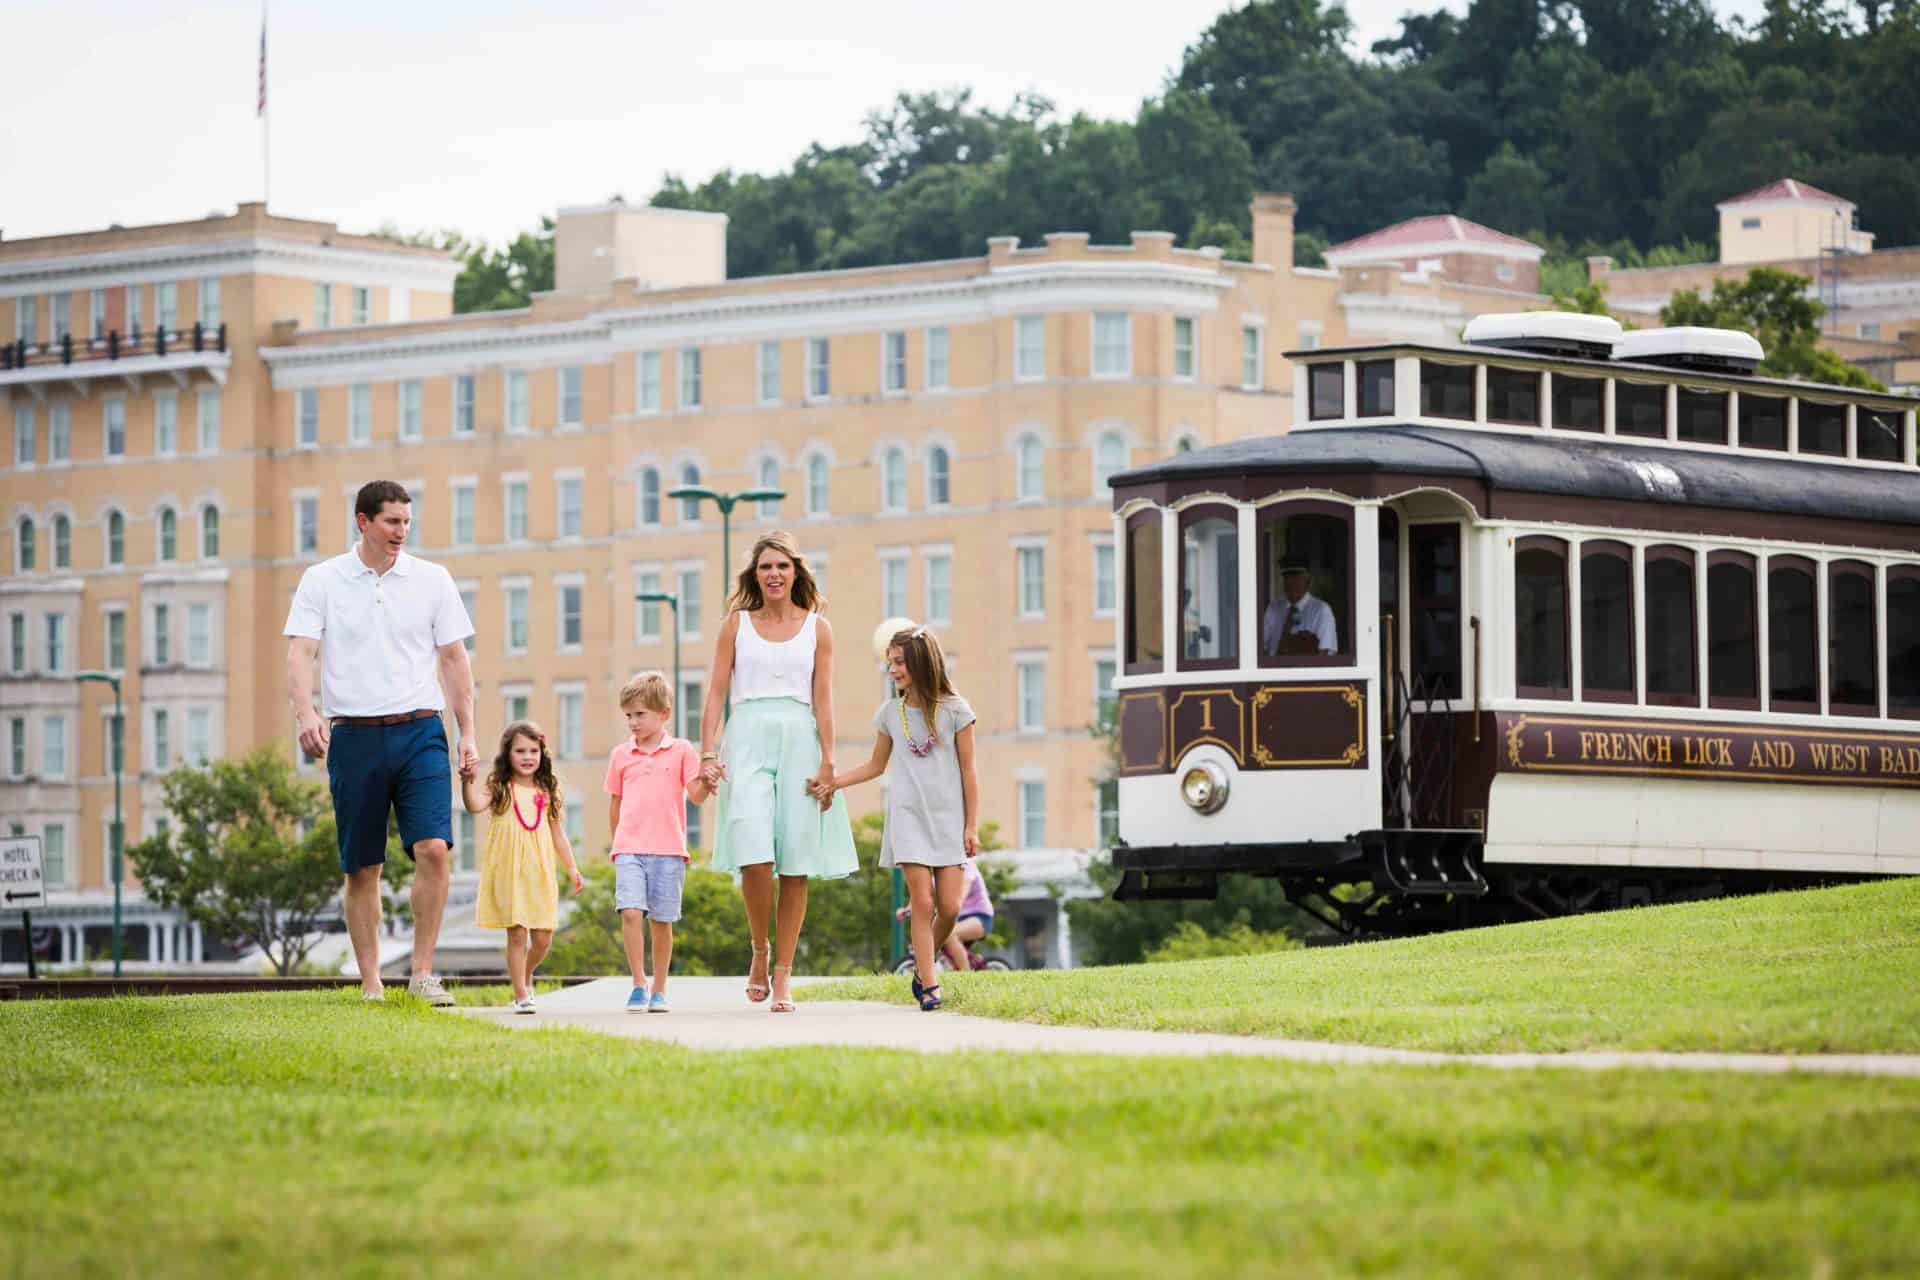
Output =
[
  {"x1": 745, "y1": 946, "x2": 771, "y2": 1004},
  {"x1": 770, "y1": 964, "x2": 796, "y2": 1014}
]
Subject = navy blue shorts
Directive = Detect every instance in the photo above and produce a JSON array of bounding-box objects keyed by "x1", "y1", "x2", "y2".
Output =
[
  {"x1": 957, "y1": 912, "x2": 994, "y2": 933},
  {"x1": 325, "y1": 717, "x2": 453, "y2": 874}
]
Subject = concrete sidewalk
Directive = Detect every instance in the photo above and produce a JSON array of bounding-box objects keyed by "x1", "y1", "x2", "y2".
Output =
[{"x1": 462, "y1": 976, "x2": 1920, "y2": 1076}]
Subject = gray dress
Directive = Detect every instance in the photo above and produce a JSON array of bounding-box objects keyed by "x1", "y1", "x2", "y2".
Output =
[{"x1": 874, "y1": 694, "x2": 976, "y2": 868}]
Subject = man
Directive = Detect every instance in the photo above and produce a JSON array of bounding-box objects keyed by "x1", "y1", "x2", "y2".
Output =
[
  {"x1": 285, "y1": 480, "x2": 478, "y2": 1005},
  {"x1": 1261, "y1": 565, "x2": 1339, "y2": 656}
]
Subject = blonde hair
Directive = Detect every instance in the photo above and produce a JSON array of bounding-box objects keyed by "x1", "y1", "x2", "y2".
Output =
[
  {"x1": 889, "y1": 626, "x2": 957, "y2": 727},
  {"x1": 619, "y1": 670, "x2": 673, "y2": 713},
  {"x1": 728, "y1": 530, "x2": 826, "y2": 614}
]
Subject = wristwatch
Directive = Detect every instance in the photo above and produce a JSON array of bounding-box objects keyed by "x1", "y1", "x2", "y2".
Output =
[{"x1": 700, "y1": 751, "x2": 719, "y2": 761}]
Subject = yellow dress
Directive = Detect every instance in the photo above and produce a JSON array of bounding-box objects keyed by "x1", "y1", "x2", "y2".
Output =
[{"x1": 475, "y1": 784, "x2": 560, "y2": 930}]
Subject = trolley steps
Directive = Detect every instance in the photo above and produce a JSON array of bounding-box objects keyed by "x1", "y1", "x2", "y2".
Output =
[{"x1": 1361, "y1": 828, "x2": 1489, "y2": 897}]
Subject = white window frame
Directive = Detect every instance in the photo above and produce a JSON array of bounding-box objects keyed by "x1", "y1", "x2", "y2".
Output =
[
  {"x1": 878, "y1": 547, "x2": 911, "y2": 620},
  {"x1": 294, "y1": 490, "x2": 320, "y2": 556},
  {"x1": 1017, "y1": 776, "x2": 1046, "y2": 849},
  {"x1": 925, "y1": 326, "x2": 950, "y2": 390},
  {"x1": 635, "y1": 566, "x2": 665, "y2": 644},
  {"x1": 1241, "y1": 321, "x2": 1266, "y2": 391},
  {"x1": 923, "y1": 545, "x2": 954, "y2": 626},
  {"x1": 156, "y1": 282, "x2": 179, "y2": 332},
  {"x1": 1092, "y1": 651, "x2": 1118, "y2": 721},
  {"x1": 90, "y1": 289, "x2": 107, "y2": 341},
  {"x1": 1014, "y1": 538, "x2": 1048, "y2": 619},
  {"x1": 45, "y1": 612, "x2": 70, "y2": 675},
  {"x1": 196, "y1": 390, "x2": 221, "y2": 453},
  {"x1": 351, "y1": 286, "x2": 370, "y2": 326},
  {"x1": 456, "y1": 581, "x2": 478, "y2": 653},
  {"x1": 678, "y1": 348, "x2": 702, "y2": 411},
  {"x1": 555, "y1": 575, "x2": 586, "y2": 653},
  {"x1": 157, "y1": 507, "x2": 178, "y2": 562},
  {"x1": 501, "y1": 683, "x2": 533, "y2": 726},
  {"x1": 502, "y1": 578, "x2": 532, "y2": 656},
  {"x1": 677, "y1": 463, "x2": 704, "y2": 524},
  {"x1": 1015, "y1": 314, "x2": 1046, "y2": 381},
  {"x1": 398, "y1": 381, "x2": 422, "y2": 441},
  {"x1": 1092, "y1": 312, "x2": 1131, "y2": 378},
  {"x1": 806, "y1": 337, "x2": 831, "y2": 400},
  {"x1": 42, "y1": 712, "x2": 68, "y2": 780},
  {"x1": 505, "y1": 371, "x2": 529, "y2": 434},
  {"x1": 103, "y1": 605, "x2": 127, "y2": 674},
  {"x1": 1092, "y1": 538, "x2": 1117, "y2": 617},
  {"x1": 150, "y1": 601, "x2": 171, "y2": 667},
  {"x1": 1173, "y1": 316, "x2": 1197, "y2": 380},
  {"x1": 48, "y1": 402, "x2": 70, "y2": 464},
  {"x1": 199, "y1": 504, "x2": 221, "y2": 560},
  {"x1": 185, "y1": 706, "x2": 213, "y2": 765},
  {"x1": 314, "y1": 283, "x2": 333, "y2": 329},
  {"x1": 559, "y1": 366, "x2": 583, "y2": 429},
  {"x1": 297, "y1": 388, "x2": 319, "y2": 447},
  {"x1": 757, "y1": 341, "x2": 782, "y2": 405},
  {"x1": 104, "y1": 398, "x2": 126, "y2": 458},
  {"x1": 50, "y1": 292, "x2": 71, "y2": 343},
  {"x1": 556, "y1": 681, "x2": 587, "y2": 761},
  {"x1": 5, "y1": 613, "x2": 24, "y2": 675},
  {"x1": 185, "y1": 603, "x2": 213, "y2": 668},
  {"x1": 1296, "y1": 321, "x2": 1323, "y2": 352},
  {"x1": 198, "y1": 277, "x2": 222, "y2": 329},
  {"x1": 675, "y1": 564, "x2": 705, "y2": 641},
  {"x1": 454, "y1": 375, "x2": 476, "y2": 434},
  {"x1": 502, "y1": 475, "x2": 530, "y2": 544},
  {"x1": 1015, "y1": 433, "x2": 1046, "y2": 502},
  {"x1": 804, "y1": 452, "x2": 831, "y2": 518},
  {"x1": 637, "y1": 466, "x2": 662, "y2": 527},
  {"x1": 882, "y1": 331, "x2": 908, "y2": 395},
  {"x1": 881, "y1": 445, "x2": 909, "y2": 514},
  {"x1": 348, "y1": 384, "x2": 372, "y2": 445},
  {"x1": 155, "y1": 392, "x2": 180, "y2": 455},
  {"x1": 13, "y1": 404, "x2": 34, "y2": 467},
  {"x1": 555, "y1": 471, "x2": 585, "y2": 541},
  {"x1": 637, "y1": 352, "x2": 663, "y2": 414},
  {"x1": 1092, "y1": 429, "x2": 1129, "y2": 493},
  {"x1": 925, "y1": 443, "x2": 952, "y2": 508},
  {"x1": 755, "y1": 456, "x2": 782, "y2": 519}
]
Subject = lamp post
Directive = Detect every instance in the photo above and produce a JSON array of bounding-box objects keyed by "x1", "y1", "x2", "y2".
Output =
[
  {"x1": 666, "y1": 484, "x2": 786, "y2": 723},
  {"x1": 635, "y1": 591, "x2": 681, "y2": 737},
  {"x1": 75, "y1": 670, "x2": 124, "y2": 976}
]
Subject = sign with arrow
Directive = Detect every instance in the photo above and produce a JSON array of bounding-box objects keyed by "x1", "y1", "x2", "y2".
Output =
[{"x1": 0, "y1": 835, "x2": 46, "y2": 911}]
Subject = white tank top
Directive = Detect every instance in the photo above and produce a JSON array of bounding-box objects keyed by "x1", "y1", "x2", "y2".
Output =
[{"x1": 730, "y1": 610, "x2": 818, "y2": 706}]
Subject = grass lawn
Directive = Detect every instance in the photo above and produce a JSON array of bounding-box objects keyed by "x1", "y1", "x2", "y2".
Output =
[
  {"x1": 6, "y1": 994, "x2": 1920, "y2": 1279},
  {"x1": 812, "y1": 879, "x2": 1920, "y2": 1054}
]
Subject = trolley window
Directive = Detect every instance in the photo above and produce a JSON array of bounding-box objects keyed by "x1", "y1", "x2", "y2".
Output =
[
  {"x1": 1767, "y1": 555, "x2": 1818, "y2": 713},
  {"x1": 1676, "y1": 388, "x2": 1729, "y2": 446},
  {"x1": 1409, "y1": 524, "x2": 1461, "y2": 697},
  {"x1": 1828, "y1": 560, "x2": 1878, "y2": 716},
  {"x1": 1891, "y1": 568, "x2": 1920, "y2": 720},
  {"x1": 1124, "y1": 511, "x2": 1164, "y2": 674},
  {"x1": 1420, "y1": 361, "x2": 1475, "y2": 421},
  {"x1": 1858, "y1": 408, "x2": 1905, "y2": 463},
  {"x1": 1738, "y1": 393, "x2": 1787, "y2": 451},
  {"x1": 1581, "y1": 540, "x2": 1635, "y2": 702},
  {"x1": 1356, "y1": 360, "x2": 1395, "y2": 418},
  {"x1": 1707, "y1": 551, "x2": 1758, "y2": 709},
  {"x1": 1799, "y1": 400, "x2": 1846, "y2": 456},
  {"x1": 1309, "y1": 364, "x2": 1344, "y2": 420},
  {"x1": 1515, "y1": 536, "x2": 1570, "y2": 699},
  {"x1": 1178, "y1": 505, "x2": 1240, "y2": 670},
  {"x1": 1488, "y1": 368, "x2": 1541, "y2": 427},
  {"x1": 1644, "y1": 547, "x2": 1697, "y2": 706},
  {"x1": 1256, "y1": 500, "x2": 1351, "y2": 666},
  {"x1": 1551, "y1": 373, "x2": 1604, "y2": 432},
  {"x1": 1615, "y1": 381, "x2": 1667, "y2": 439}
]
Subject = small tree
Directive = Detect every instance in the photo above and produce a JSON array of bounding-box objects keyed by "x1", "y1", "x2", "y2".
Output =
[
  {"x1": 1662, "y1": 267, "x2": 1885, "y2": 390},
  {"x1": 127, "y1": 747, "x2": 408, "y2": 975}
]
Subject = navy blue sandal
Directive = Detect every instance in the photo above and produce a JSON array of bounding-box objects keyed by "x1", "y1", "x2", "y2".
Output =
[{"x1": 918, "y1": 983, "x2": 943, "y2": 1012}]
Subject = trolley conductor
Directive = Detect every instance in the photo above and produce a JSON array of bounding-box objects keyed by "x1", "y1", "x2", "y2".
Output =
[{"x1": 1262, "y1": 564, "x2": 1338, "y2": 656}]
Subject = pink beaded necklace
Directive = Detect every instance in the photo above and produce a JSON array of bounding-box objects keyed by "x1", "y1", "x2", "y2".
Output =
[{"x1": 510, "y1": 786, "x2": 547, "y2": 832}]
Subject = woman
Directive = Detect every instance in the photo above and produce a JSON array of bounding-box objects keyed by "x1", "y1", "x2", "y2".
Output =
[{"x1": 701, "y1": 530, "x2": 857, "y2": 1013}]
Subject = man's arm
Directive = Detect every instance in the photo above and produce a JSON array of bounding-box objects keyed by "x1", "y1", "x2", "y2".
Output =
[
  {"x1": 1315, "y1": 603, "x2": 1339, "y2": 656},
  {"x1": 436, "y1": 640, "x2": 479, "y2": 778},
  {"x1": 287, "y1": 637, "x2": 328, "y2": 760}
]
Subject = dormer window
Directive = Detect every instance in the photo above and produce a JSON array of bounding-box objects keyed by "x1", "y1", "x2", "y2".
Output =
[
  {"x1": 1552, "y1": 374, "x2": 1605, "y2": 432},
  {"x1": 1615, "y1": 382, "x2": 1666, "y2": 439},
  {"x1": 1739, "y1": 394, "x2": 1787, "y2": 450},
  {"x1": 1800, "y1": 401, "x2": 1846, "y2": 456}
]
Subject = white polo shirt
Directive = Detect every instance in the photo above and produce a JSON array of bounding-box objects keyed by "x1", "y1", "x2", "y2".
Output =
[{"x1": 283, "y1": 550, "x2": 474, "y2": 717}]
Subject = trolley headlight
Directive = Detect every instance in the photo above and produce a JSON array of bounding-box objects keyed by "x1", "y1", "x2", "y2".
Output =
[{"x1": 1180, "y1": 761, "x2": 1230, "y2": 815}]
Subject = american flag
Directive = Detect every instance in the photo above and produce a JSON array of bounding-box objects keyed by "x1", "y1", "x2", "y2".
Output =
[{"x1": 257, "y1": 16, "x2": 267, "y2": 117}]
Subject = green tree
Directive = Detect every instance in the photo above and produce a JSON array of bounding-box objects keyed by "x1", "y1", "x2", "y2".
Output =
[
  {"x1": 1661, "y1": 266, "x2": 1884, "y2": 389},
  {"x1": 1461, "y1": 143, "x2": 1552, "y2": 239},
  {"x1": 1065, "y1": 861, "x2": 1328, "y2": 967},
  {"x1": 453, "y1": 217, "x2": 556, "y2": 313},
  {"x1": 126, "y1": 748, "x2": 410, "y2": 975}
]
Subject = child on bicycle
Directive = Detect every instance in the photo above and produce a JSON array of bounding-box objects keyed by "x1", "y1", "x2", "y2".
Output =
[
  {"x1": 894, "y1": 858, "x2": 995, "y2": 970},
  {"x1": 825, "y1": 625, "x2": 978, "y2": 1010}
]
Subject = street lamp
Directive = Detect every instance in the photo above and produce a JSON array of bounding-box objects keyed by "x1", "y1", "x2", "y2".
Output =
[
  {"x1": 75, "y1": 670, "x2": 124, "y2": 976},
  {"x1": 635, "y1": 591, "x2": 682, "y2": 737},
  {"x1": 667, "y1": 484, "x2": 786, "y2": 725}
]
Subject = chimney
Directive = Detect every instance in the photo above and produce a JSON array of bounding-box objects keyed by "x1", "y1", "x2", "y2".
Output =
[
  {"x1": 1252, "y1": 193, "x2": 1296, "y2": 270},
  {"x1": 1587, "y1": 255, "x2": 1615, "y2": 281},
  {"x1": 554, "y1": 202, "x2": 728, "y2": 293}
]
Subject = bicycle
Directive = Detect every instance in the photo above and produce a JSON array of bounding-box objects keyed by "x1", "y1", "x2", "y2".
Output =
[{"x1": 892, "y1": 942, "x2": 1012, "y2": 974}]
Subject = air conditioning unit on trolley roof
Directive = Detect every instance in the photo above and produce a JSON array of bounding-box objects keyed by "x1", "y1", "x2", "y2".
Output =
[
  {"x1": 1613, "y1": 326, "x2": 1764, "y2": 376},
  {"x1": 1463, "y1": 311, "x2": 1623, "y2": 360}
]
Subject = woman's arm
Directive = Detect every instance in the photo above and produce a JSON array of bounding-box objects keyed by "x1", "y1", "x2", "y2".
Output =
[
  {"x1": 808, "y1": 615, "x2": 837, "y2": 806},
  {"x1": 460, "y1": 771, "x2": 489, "y2": 815},
  {"x1": 954, "y1": 722, "x2": 980, "y2": 857},
  {"x1": 832, "y1": 732, "x2": 893, "y2": 790},
  {"x1": 700, "y1": 611, "x2": 739, "y2": 768}
]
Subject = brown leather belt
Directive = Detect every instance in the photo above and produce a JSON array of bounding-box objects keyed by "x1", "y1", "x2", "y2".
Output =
[{"x1": 330, "y1": 709, "x2": 440, "y2": 727}]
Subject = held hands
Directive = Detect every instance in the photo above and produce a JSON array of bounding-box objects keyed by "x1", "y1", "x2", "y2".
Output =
[
  {"x1": 699, "y1": 759, "x2": 727, "y2": 788},
  {"x1": 805, "y1": 765, "x2": 836, "y2": 811},
  {"x1": 456, "y1": 735, "x2": 480, "y2": 781}
]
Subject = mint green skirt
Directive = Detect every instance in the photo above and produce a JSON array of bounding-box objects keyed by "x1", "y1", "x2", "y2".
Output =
[{"x1": 712, "y1": 697, "x2": 859, "y2": 879}]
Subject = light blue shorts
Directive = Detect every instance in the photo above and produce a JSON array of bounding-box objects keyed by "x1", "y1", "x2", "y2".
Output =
[{"x1": 613, "y1": 854, "x2": 687, "y2": 922}]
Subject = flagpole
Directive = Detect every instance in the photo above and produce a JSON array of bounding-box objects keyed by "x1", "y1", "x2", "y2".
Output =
[{"x1": 260, "y1": 0, "x2": 270, "y2": 208}]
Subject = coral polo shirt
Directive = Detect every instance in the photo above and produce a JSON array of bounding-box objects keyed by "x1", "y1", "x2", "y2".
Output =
[{"x1": 604, "y1": 735, "x2": 701, "y2": 859}]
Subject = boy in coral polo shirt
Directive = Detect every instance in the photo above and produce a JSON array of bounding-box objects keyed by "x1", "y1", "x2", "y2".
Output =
[{"x1": 605, "y1": 671, "x2": 716, "y2": 1012}]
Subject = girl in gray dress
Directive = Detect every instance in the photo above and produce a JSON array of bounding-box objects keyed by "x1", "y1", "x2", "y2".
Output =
[{"x1": 825, "y1": 626, "x2": 979, "y2": 1010}]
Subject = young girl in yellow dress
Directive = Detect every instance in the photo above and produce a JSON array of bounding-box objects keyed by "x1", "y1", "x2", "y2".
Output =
[{"x1": 463, "y1": 720, "x2": 584, "y2": 1013}]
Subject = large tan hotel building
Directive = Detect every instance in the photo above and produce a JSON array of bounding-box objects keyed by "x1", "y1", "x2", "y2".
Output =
[{"x1": 2, "y1": 193, "x2": 1555, "y2": 969}]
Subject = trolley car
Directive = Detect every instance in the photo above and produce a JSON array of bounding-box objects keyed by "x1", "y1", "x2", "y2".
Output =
[{"x1": 1107, "y1": 313, "x2": 1920, "y2": 936}]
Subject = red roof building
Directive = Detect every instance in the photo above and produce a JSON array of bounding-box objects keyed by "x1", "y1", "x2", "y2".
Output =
[{"x1": 1324, "y1": 214, "x2": 1543, "y2": 293}]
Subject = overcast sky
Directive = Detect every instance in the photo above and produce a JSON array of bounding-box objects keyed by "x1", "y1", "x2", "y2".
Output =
[{"x1": 3, "y1": 0, "x2": 1766, "y2": 251}]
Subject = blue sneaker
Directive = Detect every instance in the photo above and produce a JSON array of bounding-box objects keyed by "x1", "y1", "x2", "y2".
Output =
[
  {"x1": 648, "y1": 990, "x2": 671, "y2": 1013},
  {"x1": 626, "y1": 987, "x2": 649, "y2": 1013}
]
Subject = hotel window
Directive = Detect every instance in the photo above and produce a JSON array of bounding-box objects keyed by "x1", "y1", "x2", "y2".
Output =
[
  {"x1": 351, "y1": 287, "x2": 370, "y2": 326},
  {"x1": 1092, "y1": 312, "x2": 1130, "y2": 376},
  {"x1": 678, "y1": 349, "x2": 702, "y2": 409},
  {"x1": 1828, "y1": 561, "x2": 1878, "y2": 716},
  {"x1": 349, "y1": 384, "x2": 372, "y2": 443},
  {"x1": 154, "y1": 394, "x2": 178, "y2": 455},
  {"x1": 457, "y1": 812, "x2": 476, "y2": 872},
  {"x1": 46, "y1": 614, "x2": 68, "y2": 674},
  {"x1": 399, "y1": 381, "x2": 422, "y2": 441},
  {"x1": 42, "y1": 824, "x2": 67, "y2": 887},
  {"x1": 1016, "y1": 315, "x2": 1045, "y2": 380},
  {"x1": 200, "y1": 506, "x2": 220, "y2": 559},
  {"x1": 560, "y1": 367, "x2": 582, "y2": 427},
  {"x1": 90, "y1": 289, "x2": 106, "y2": 341},
  {"x1": 459, "y1": 588, "x2": 477, "y2": 652},
  {"x1": 883, "y1": 332, "x2": 908, "y2": 393},
  {"x1": 806, "y1": 454, "x2": 830, "y2": 516},
  {"x1": 48, "y1": 403, "x2": 69, "y2": 462},
  {"x1": 6, "y1": 716, "x2": 22, "y2": 776},
  {"x1": 14, "y1": 297, "x2": 36, "y2": 348},
  {"x1": 756, "y1": 458, "x2": 781, "y2": 518},
  {"x1": 757, "y1": 341, "x2": 782, "y2": 403},
  {"x1": 105, "y1": 399, "x2": 126, "y2": 457},
  {"x1": 807, "y1": 337, "x2": 831, "y2": 399},
  {"x1": 926, "y1": 446, "x2": 951, "y2": 507},
  {"x1": 678, "y1": 464, "x2": 702, "y2": 522},
  {"x1": 557, "y1": 476, "x2": 583, "y2": 539},
  {"x1": 1018, "y1": 779, "x2": 1046, "y2": 848},
  {"x1": 15, "y1": 519, "x2": 33, "y2": 573},
  {"x1": 637, "y1": 570, "x2": 663, "y2": 642},
  {"x1": 880, "y1": 553, "x2": 909, "y2": 618},
  {"x1": 1016, "y1": 662, "x2": 1046, "y2": 732},
  {"x1": 1094, "y1": 656, "x2": 1118, "y2": 720},
  {"x1": 106, "y1": 511, "x2": 124, "y2": 565},
  {"x1": 505, "y1": 372, "x2": 529, "y2": 432},
  {"x1": 1093, "y1": 431, "x2": 1128, "y2": 491},
  {"x1": 557, "y1": 689, "x2": 585, "y2": 760},
  {"x1": 505, "y1": 480, "x2": 529, "y2": 542},
  {"x1": 13, "y1": 406, "x2": 33, "y2": 465},
  {"x1": 882, "y1": 447, "x2": 908, "y2": 512},
  {"x1": 297, "y1": 497, "x2": 319, "y2": 554},
  {"x1": 1240, "y1": 324, "x2": 1265, "y2": 388},
  {"x1": 638, "y1": 467, "x2": 662, "y2": 526},
  {"x1": 925, "y1": 552, "x2": 952, "y2": 625},
  {"x1": 1174, "y1": 317, "x2": 1196, "y2": 379},
  {"x1": 106, "y1": 611, "x2": 126, "y2": 671},
  {"x1": 186, "y1": 708, "x2": 212, "y2": 765},
  {"x1": 52, "y1": 516, "x2": 69, "y2": 570},
  {"x1": 187, "y1": 604, "x2": 212, "y2": 668},
  {"x1": 1093, "y1": 542, "x2": 1117, "y2": 616},
  {"x1": 1767, "y1": 555, "x2": 1818, "y2": 712},
  {"x1": 558, "y1": 584, "x2": 584, "y2": 650},
  {"x1": 638, "y1": 352, "x2": 662, "y2": 412},
  {"x1": 1016, "y1": 435, "x2": 1045, "y2": 500},
  {"x1": 153, "y1": 603, "x2": 171, "y2": 666},
  {"x1": 1298, "y1": 323, "x2": 1322, "y2": 351},
  {"x1": 505, "y1": 585, "x2": 530, "y2": 654},
  {"x1": 505, "y1": 690, "x2": 531, "y2": 723},
  {"x1": 158, "y1": 508, "x2": 178, "y2": 562},
  {"x1": 926, "y1": 326, "x2": 950, "y2": 389},
  {"x1": 6, "y1": 615, "x2": 22, "y2": 672},
  {"x1": 197, "y1": 391, "x2": 221, "y2": 452},
  {"x1": 454, "y1": 375, "x2": 476, "y2": 434},
  {"x1": 51, "y1": 292, "x2": 70, "y2": 343},
  {"x1": 297, "y1": 389, "x2": 319, "y2": 446},
  {"x1": 199, "y1": 278, "x2": 221, "y2": 328},
  {"x1": 1016, "y1": 545, "x2": 1046, "y2": 618},
  {"x1": 43, "y1": 715, "x2": 67, "y2": 779},
  {"x1": 314, "y1": 284, "x2": 332, "y2": 329},
  {"x1": 157, "y1": 283, "x2": 178, "y2": 332},
  {"x1": 128, "y1": 287, "x2": 142, "y2": 340},
  {"x1": 677, "y1": 569, "x2": 703, "y2": 638}
]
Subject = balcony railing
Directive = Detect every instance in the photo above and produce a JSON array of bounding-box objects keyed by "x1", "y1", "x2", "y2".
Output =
[{"x1": 2, "y1": 323, "x2": 228, "y2": 371}]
